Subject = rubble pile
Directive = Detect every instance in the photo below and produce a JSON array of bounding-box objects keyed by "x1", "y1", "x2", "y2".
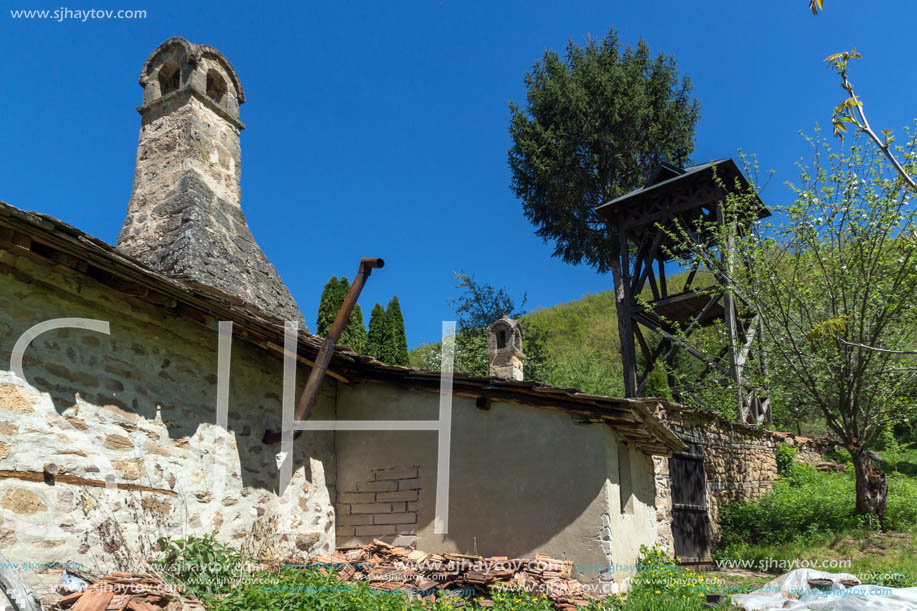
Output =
[
  {"x1": 51, "y1": 572, "x2": 204, "y2": 611},
  {"x1": 307, "y1": 539, "x2": 602, "y2": 609}
]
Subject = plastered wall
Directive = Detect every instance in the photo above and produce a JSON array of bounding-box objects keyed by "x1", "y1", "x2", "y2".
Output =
[{"x1": 332, "y1": 381, "x2": 660, "y2": 588}]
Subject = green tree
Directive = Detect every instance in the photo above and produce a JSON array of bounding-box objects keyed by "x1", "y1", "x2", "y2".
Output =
[
  {"x1": 315, "y1": 276, "x2": 341, "y2": 337},
  {"x1": 413, "y1": 271, "x2": 552, "y2": 381},
  {"x1": 335, "y1": 277, "x2": 367, "y2": 353},
  {"x1": 449, "y1": 271, "x2": 522, "y2": 376},
  {"x1": 367, "y1": 303, "x2": 388, "y2": 361},
  {"x1": 340, "y1": 301, "x2": 367, "y2": 354},
  {"x1": 508, "y1": 27, "x2": 699, "y2": 279},
  {"x1": 386, "y1": 297, "x2": 409, "y2": 366},
  {"x1": 667, "y1": 135, "x2": 917, "y2": 519}
]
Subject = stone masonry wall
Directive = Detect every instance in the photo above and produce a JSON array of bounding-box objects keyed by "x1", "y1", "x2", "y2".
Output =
[
  {"x1": 118, "y1": 92, "x2": 304, "y2": 325},
  {"x1": 653, "y1": 406, "x2": 831, "y2": 555},
  {"x1": 335, "y1": 466, "x2": 420, "y2": 548},
  {"x1": 0, "y1": 247, "x2": 335, "y2": 603}
]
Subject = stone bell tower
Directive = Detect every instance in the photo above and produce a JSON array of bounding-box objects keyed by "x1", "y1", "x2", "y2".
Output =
[
  {"x1": 487, "y1": 317, "x2": 525, "y2": 381},
  {"x1": 118, "y1": 37, "x2": 304, "y2": 324}
]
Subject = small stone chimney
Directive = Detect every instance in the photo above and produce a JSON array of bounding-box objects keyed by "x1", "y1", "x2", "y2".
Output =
[
  {"x1": 487, "y1": 317, "x2": 525, "y2": 381},
  {"x1": 118, "y1": 37, "x2": 304, "y2": 325}
]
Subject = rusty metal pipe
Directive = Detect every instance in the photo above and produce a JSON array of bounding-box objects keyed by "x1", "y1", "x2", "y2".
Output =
[{"x1": 293, "y1": 257, "x2": 384, "y2": 423}]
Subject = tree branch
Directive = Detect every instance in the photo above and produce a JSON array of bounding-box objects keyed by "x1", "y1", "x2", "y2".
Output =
[{"x1": 836, "y1": 338, "x2": 917, "y2": 355}]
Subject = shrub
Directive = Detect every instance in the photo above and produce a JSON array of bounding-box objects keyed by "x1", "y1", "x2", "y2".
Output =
[
  {"x1": 154, "y1": 535, "x2": 243, "y2": 604},
  {"x1": 719, "y1": 464, "x2": 917, "y2": 550},
  {"x1": 719, "y1": 468, "x2": 863, "y2": 547},
  {"x1": 775, "y1": 443, "x2": 797, "y2": 477},
  {"x1": 623, "y1": 546, "x2": 712, "y2": 610}
]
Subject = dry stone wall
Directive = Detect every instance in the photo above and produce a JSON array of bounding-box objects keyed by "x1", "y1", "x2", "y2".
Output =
[{"x1": 653, "y1": 405, "x2": 831, "y2": 552}]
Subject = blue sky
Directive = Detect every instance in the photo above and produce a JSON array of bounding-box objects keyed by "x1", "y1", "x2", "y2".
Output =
[{"x1": 2, "y1": 1, "x2": 915, "y2": 348}]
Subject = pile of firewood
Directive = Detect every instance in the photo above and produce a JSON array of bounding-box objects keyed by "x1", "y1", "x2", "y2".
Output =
[
  {"x1": 306, "y1": 539, "x2": 602, "y2": 610},
  {"x1": 51, "y1": 572, "x2": 204, "y2": 611}
]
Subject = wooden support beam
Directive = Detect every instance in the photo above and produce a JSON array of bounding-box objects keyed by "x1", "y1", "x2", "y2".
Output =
[
  {"x1": 682, "y1": 259, "x2": 701, "y2": 292},
  {"x1": 633, "y1": 313, "x2": 732, "y2": 378},
  {"x1": 636, "y1": 285, "x2": 719, "y2": 311},
  {"x1": 265, "y1": 342, "x2": 349, "y2": 383},
  {"x1": 637, "y1": 338, "x2": 672, "y2": 395},
  {"x1": 631, "y1": 224, "x2": 666, "y2": 297},
  {"x1": 692, "y1": 345, "x2": 731, "y2": 387},
  {"x1": 735, "y1": 315, "x2": 759, "y2": 370},
  {"x1": 646, "y1": 265, "x2": 660, "y2": 301},
  {"x1": 716, "y1": 201, "x2": 746, "y2": 423},
  {"x1": 634, "y1": 325, "x2": 654, "y2": 366},
  {"x1": 637, "y1": 292, "x2": 723, "y2": 395},
  {"x1": 618, "y1": 224, "x2": 638, "y2": 397}
]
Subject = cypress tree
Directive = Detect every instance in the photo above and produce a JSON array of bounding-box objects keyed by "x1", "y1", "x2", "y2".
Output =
[
  {"x1": 316, "y1": 276, "x2": 340, "y2": 337},
  {"x1": 367, "y1": 303, "x2": 387, "y2": 360},
  {"x1": 340, "y1": 302, "x2": 368, "y2": 354},
  {"x1": 386, "y1": 296, "x2": 409, "y2": 366},
  {"x1": 332, "y1": 277, "x2": 364, "y2": 353},
  {"x1": 337, "y1": 276, "x2": 352, "y2": 313}
]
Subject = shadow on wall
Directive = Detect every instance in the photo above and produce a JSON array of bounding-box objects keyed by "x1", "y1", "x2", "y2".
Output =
[{"x1": 0, "y1": 273, "x2": 333, "y2": 503}]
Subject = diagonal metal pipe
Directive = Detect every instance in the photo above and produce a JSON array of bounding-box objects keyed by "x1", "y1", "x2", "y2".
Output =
[
  {"x1": 263, "y1": 257, "x2": 384, "y2": 444},
  {"x1": 295, "y1": 257, "x2": 384, "y2": 422}
]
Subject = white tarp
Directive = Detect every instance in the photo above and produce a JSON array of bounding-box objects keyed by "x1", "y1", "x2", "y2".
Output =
[{"x1": 732, "y1": 568, "x2": 917, "y2": 610}]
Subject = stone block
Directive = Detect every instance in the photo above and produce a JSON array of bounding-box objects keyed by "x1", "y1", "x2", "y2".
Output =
[
  {"x1": 377, "y1": 490, "x2": 418, "y2": 502},
  {"x1": 355, "y1": 480, "x2": 397, "y2": 493},
  {"x1": 338, "y1": 492, "x2": 375, "y2": 504},
  {"x1": 373, "y1": 512, "x2": 416, "y2": 525},
  {"x1": 351, "y1": 503, "x2": 393, "y2": 514},
  {"x1": 338, "y1": 514, "x2": 374, "y2": 526},
  {"x1": 354, "y1": 525, "x2": 396, "y2": 537},
  {"x1": 373, "y1": 467, "x2": 417, "y2": 481}
]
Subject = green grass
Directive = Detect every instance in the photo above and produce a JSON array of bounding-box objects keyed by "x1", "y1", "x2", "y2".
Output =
[
  {"x1": 150, "y1": 536, "x2": 731, "y2": 610},
  {"x1": 718, "y1": 450, "x2": 917, "y2": 549},
  {"x1": 619, "y1": 546, "x2": 729, "y2": 610},
  {"x1": 712, "y1": 445, "x2": 917, "y2": 590},
  {"x1": 213, "y1": 568, "x2": 621, "y2": 611},
  {"x1": 409, "y1": 269, "x2": 713, "y2": 400}
]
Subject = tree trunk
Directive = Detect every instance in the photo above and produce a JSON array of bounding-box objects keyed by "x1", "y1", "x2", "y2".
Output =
[{"x1": 851, "y1": 446, "x2": 888, "y2": 520}]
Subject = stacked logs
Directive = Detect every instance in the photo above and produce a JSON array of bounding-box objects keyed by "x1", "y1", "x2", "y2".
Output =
[{"x1": 305, "y1": 539, "x2": 601, "y2": 610}]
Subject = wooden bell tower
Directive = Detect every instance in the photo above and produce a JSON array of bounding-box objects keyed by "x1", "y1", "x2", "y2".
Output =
[{"x1": 595, "y1": 159, "x2": 771, "y2": 424}]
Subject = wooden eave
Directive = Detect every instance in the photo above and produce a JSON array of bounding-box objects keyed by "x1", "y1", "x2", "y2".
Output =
[{"x1": 0, "y1": 201, "x2": 685, "y2": 457}]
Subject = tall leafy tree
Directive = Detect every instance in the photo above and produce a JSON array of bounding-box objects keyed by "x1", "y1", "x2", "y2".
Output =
[
  {"x1": 340, "y1": 301, "x2": 368, "y2": 353},
  {"x1": 386, "y1": 296, "x2": 409, "y2": 366},
  {"x1": 367, "y1": 303, "x2": 388, "y2": 361},
  {"x1": 335, "y1": 277, "x2": 367, "y2": 353},
  {"x1": 316, "y1": 276, "x2": 341, "y2": 337},
  {"x1": 667, "y1": 134, "x2": 917, "y2": 519},
  {"x1": 316, "y1": 275, "x2": 367, "y2": 353},
  {"x1": 414, "y1": 271, "x2": 549, "y2": 381},
  {"x1": 508, "y1": 29, "x2": 699, "y2": 366},
  {"x1": 509, "y1": 28, "x2": 699, "y2": 276}
]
